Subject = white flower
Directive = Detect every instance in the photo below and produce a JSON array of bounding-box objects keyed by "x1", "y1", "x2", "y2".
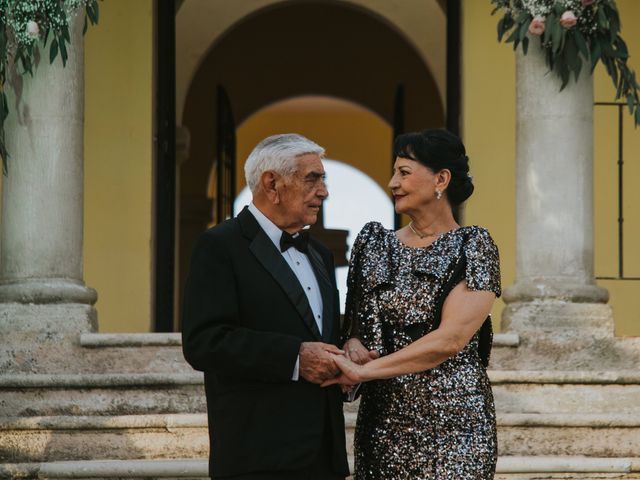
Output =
[
  {"x1": 560, "y1": 11, "x2": 578, "y2": 29},
  {"x1": 26, "y1": 20, "x2": 40, "y2": 39}
]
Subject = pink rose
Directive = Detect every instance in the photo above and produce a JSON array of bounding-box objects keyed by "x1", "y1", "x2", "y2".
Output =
[
  {"x1": 560, "y1": 11, "x2": 578, "y2": 28},
  {"x1": 581, "y1": 0, "x2": 596, "y2": 6},
  {"x1": 528, "y1": 16, "x2": 545, "y2": 36}
]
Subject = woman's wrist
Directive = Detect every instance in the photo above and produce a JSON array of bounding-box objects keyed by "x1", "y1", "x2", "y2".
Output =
[{"x1": 360, "y1": 360, "x2": 377, "y2": 382}]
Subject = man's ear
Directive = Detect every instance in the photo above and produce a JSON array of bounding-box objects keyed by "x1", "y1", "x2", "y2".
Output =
[{"x1": 260, "y1": 171, "x2": 281, "y2": 204}]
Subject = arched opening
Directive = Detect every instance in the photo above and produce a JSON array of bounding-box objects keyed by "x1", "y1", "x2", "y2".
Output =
[{"x1": 172, "y1": 0, "x2": 448, "y2": 330}]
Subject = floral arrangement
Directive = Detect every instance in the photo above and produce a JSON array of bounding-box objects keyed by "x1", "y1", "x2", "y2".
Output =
[
  {"x1": 0, "y1": 0, "x2": 99, "y2": 173},
  {"x1": 491, "y1": 0, "x2": 640, "y2": 124}
]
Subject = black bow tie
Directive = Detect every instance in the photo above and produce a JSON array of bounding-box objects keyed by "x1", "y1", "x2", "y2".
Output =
[{"x1": 280, "y1": 230, "x2": 309, "y2": 253}]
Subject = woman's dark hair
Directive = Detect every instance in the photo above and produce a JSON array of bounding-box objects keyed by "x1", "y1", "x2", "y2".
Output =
[{"x1": 393, "y1": 129, "x2": 474, "y2": 206}]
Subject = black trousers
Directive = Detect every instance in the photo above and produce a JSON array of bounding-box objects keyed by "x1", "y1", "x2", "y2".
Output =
[{"x1": 215, "y1": 411, "x2": 346, "y2": 480}]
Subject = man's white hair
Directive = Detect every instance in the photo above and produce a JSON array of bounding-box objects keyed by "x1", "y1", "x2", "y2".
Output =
[{"x1": 244, "y1": 133, "x2": 325, "y2": 192}]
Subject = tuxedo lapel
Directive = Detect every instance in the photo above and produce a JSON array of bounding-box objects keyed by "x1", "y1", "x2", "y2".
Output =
[
  {"x1": 307, "y1": 244, "x2": 335, "y2": 343},
  {"x1": 239, "y1": 208, "x2": 322, "y2": 341}
]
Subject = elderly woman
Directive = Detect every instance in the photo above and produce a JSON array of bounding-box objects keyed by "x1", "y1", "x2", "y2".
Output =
[{"x1": 326, "y1": 129, "x2": 501, "y2": 479}]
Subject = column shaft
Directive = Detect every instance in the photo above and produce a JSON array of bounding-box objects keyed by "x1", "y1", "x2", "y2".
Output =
[
  {"x1": 504, "y1": 40, "x2": 607, "y2": 304},
  {"x1": 0, "y1": 13, "x2": 96, "y2": 325}
]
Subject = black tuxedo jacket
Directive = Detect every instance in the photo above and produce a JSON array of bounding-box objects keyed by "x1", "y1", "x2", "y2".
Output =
[{"x1": 182, "y1": 207, "x2": 350, "y2": 478}]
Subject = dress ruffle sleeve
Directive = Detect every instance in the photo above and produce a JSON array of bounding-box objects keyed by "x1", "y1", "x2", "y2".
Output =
[{"x1": 462, "y1": 228, "x2": 502, "y2": 298}]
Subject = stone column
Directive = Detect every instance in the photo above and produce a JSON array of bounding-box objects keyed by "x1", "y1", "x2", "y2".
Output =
[
  {"x1": 501, "y1": 38, "x2": 616, "y2": 368},
  {"x1": 0, "y1": 12, "x2": 97, "y2": 338}
]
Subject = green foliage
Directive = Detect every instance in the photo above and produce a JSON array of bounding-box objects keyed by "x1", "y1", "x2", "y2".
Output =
[
  {"x1": 491, "y1": 0, "x2": 640, "y2": 126},
  {"x1": 0, "y1": 0, "x2": 100, "y2": 174}
]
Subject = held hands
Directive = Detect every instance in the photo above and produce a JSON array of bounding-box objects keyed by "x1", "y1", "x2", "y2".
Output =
[
  {"x1": 321, "y1": 337, "x2": 380, "y2": 388},
  {"x1": 299, "y1": 342, "x2": 344, "y2": 384}
]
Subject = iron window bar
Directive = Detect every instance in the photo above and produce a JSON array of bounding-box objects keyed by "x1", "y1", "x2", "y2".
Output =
[{"x1": 594, "y1": 102, "x2": 640, "y2": 280}]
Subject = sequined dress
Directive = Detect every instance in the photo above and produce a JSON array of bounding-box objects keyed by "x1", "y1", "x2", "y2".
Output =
[{"x1": 344, "y1": 222, "x2": 501, "y2": 480}]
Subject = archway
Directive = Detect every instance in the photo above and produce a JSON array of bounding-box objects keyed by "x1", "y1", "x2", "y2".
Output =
[{"x1": 175, "y1": 1, "x2": 447, "y2": 328}]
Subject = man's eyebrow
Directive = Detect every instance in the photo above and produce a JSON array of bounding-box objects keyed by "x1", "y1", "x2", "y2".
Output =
[{"x1": 305, "y1": 171, "x2": 326, "y2": 179}]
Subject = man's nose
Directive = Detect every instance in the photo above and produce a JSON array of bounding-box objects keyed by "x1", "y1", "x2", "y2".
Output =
[{"x1": 317, "y1": 181, "x2": 328, "y2": 199}]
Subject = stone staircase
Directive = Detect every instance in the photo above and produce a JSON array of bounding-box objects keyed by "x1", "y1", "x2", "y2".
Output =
[{"x1": 1, "y1": 333, "x2": 639, "y2": 479}]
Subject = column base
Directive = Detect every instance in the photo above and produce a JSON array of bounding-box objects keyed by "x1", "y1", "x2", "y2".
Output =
[
  {"x1": 0, "y1": 302, "x2": 97, "y2": 333},
  {"x1": 0, "y1": 278, "x2": 97, "y2": 305},
  {"x1": 496, "y1": 300, "x2": 640, "y2": 370},
  {"x1": 0, "y1": 303, "x2": 97, "y2": 373},
  {"x1": 503, "y1": 280, "x2": 609, "y2": 304}
]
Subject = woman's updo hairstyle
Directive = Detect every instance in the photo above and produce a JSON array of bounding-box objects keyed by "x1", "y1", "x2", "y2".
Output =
[{"x1": 393, "y1": 129, "x2": 474, "y2": 206}]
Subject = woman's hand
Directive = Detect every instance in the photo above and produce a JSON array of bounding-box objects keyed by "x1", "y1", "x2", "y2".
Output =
[
  {"x1": 343, "y1": 337, "x2": 380, "y2": 365},
  {"x1": 321, "y1": 354, "x2": 368, "y2": 387}
]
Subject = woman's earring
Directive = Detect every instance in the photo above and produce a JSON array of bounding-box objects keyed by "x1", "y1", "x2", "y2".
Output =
[{"x1": 436, "y1": 190, "x2": 442, "y2": 200}]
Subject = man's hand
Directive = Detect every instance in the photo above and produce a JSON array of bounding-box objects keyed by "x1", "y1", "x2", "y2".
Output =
[
  {"x1": 343, "y1": 337, "x2": 380, "y2": 365},
  {"x1": 321, "y1": 354, "x2": 367, "y2": 387},
  {"x1": 299, "y1": 342, "x2": 344, "y2": 384}
]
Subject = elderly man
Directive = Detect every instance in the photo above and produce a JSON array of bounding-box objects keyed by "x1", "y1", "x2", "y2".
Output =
[{"x1": 182, "y1": 134, "x2": 350, "y2": 480}]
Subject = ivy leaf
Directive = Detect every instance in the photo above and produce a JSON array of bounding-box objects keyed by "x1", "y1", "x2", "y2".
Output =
[
  {"x1": 498, "y1": 15, "x2": 514, "y2": 42},
  {"x1": 574, "y1": 30, "x2": 589, "y2": 61},
  {"x1": 59, "y1": 38, "x2": 68, "y2": 67},
  {"x1": 50, "y1": 38, "x2": 59, "y2": 64},
  {"x1": 552, "y1": 20, "x2": 563, "y2": 53},
  {"x1": 573, "y1": 55, "x2": 583, "y2": 82},
  {"x1": 543, "y1": 14, "x2": 556, "y2": 44},
  {"x1": 87, "y1": 2, "x2": 99, "y2": 25},
  {"x1": 505, "y1": 25, "x2": 519, "y2": 44},
  {"x1": 627, "y1": 94, "x2": 635, "y2": 114},
  {"x1": 518, "y1": 21, "x2": 528, "y2": 42},
  {"x1": 590, "y1": 40, "x2": 602, "y2": 71},
  {"x1": 597, "y1": 7, "x2": 609, "y2": 30}
]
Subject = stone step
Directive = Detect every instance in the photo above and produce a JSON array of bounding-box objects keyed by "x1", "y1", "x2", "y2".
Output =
[
  {"x1": 345, "y1": 412, "x2": 640, "y2": 459},
  {"x1": 1, "y1": 457, "x2": 640, "y2": 479},
  {"x1": 0, "y1": 331, "x2": 521, "y2": 374},
  {"x1": 0, "y1": 374, "x2": 205, "y2": 417},
  {"x1": 78, "y1": 332, "x2": 521, "y2": 349},
  {"x1": 0, "y1": 333, "x2": 193, "y2": 375},
  {"x1": 0, "y1": 414, "x2": 209, "y2": 463},
  {"x1": 3, "y1": 412, "x2": 640, "y2": 463},
  {"x1": 3, "y1": 370, "x2": 640, "y2": 417},
  {"x1": 490, "y1": 370, "x2": 640, "y2": 414}
]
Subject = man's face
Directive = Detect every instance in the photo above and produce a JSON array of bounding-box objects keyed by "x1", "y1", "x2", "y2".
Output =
[{"x1": 278, "y1": 153, "x2": 328, "y2": 232}]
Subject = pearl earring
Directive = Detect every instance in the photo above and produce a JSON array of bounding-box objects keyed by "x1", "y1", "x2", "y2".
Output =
[{"x1": 436, "y1": 190, "x2": 442, "y2": 200}]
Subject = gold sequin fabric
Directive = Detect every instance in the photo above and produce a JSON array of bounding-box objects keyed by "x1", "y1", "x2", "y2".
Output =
[{"x1": 344, "y1": 222, "x2": 501, "y2": 480}]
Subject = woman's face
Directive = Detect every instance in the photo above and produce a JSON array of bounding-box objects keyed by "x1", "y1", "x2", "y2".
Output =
[{"x1": 388, "y1": 157, "x2": 442, "y2": 215}]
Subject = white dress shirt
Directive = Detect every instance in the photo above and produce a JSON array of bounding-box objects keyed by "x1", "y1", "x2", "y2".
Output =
[{"x1": 247, "y1": 203, "x2": 324, "y2": 380}]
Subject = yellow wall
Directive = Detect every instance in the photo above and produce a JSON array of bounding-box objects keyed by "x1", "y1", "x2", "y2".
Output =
[
  {"x1": 462, "y1": 1, "x2": 516, "y2": 331},
  {"x1": 82, "y1": 0, "x2": 640, "y2": 335},
  {"x1": 463, "y1": 0, "x2": 640, "y2": 336},
  {"x1": 84, "y1": 0, "x2": 154, "y2": 333}
]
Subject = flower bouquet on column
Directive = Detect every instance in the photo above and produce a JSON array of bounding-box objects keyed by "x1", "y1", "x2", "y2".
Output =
[
  {"x1": 0, "y1": 0, "x2": 100, "y2": 173},
  {"x1": 491, "y1": 0, "x2": 640, "y2": 124}
]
